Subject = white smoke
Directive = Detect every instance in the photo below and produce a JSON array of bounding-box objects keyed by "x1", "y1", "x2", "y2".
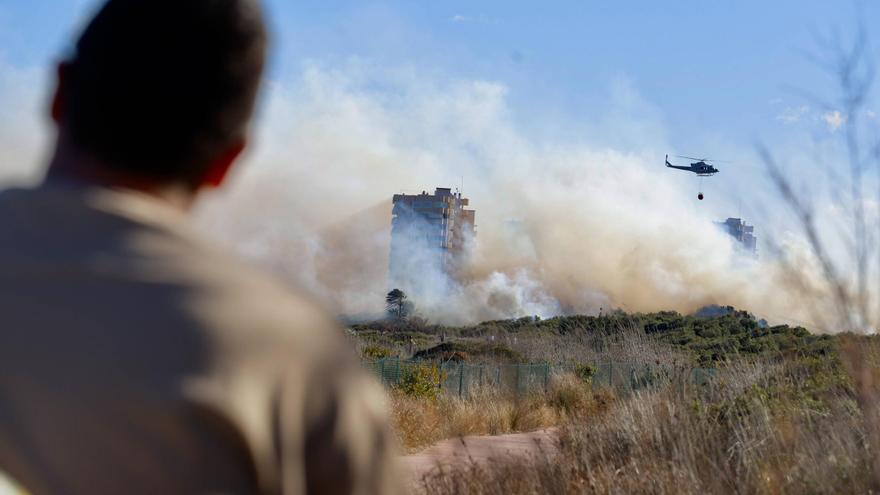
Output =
[
  {"x1": 196, "y1": 60, "x2": 830, "y2": 327},
  {"x1": 0, "y1": 54, "x2": 846, "y2": 329}
]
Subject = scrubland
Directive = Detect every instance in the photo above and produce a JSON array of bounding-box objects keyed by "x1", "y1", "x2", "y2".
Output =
[
  {"x1": 389, "y1": 374, "x2": 614, "y2": 453},
  {"x1": 352, "y1": 310, "x2": 880, "y2": 494}
]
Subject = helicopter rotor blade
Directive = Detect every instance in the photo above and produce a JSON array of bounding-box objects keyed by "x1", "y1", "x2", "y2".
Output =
[{"x1": 675, "y1": 155, "x2": 732, "y2": 163}]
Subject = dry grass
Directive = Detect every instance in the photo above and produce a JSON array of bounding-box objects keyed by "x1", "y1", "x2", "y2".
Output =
[
  {"x1": 416, "y1": 348, "x2": 880, "y2": 494},
  {"x1": 840, "y1": 336, "x2": 880, "y2": 491},
  {"x1": 390, "y1": 317, "x2": 880, "y2": 493},
  {"x1": 391, "y1": 322, "x2": 679, "y2": 455},
  {"x1": 390, "y1": 374, "x2": 605, "y2": 453},
  {"x1": 389, "y1": 323, "x2": 659, "y2": 453}
]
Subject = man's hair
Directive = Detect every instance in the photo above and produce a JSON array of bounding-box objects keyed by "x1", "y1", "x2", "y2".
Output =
[{"x1": 64, "y1": 0, "x2": 267, "y2": 184}]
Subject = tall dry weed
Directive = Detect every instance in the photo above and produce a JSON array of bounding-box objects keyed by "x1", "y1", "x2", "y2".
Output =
[
  {"x1": 839, "y1": 335, "x2": 880, "y2": 491},
  {"x1": 390, "y1": 385, "x2": 563, "y2": 453},
  {"x1": 418, "y1": 356, "x2": 874, "y2": 494}
]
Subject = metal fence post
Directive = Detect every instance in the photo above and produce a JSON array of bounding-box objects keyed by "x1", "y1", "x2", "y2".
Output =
[
  {"x1": 439, "y1": 362, "x2": 444, "y2": 390},
  {"x1": 515, "y1": 364, "x2": 521, "y2": 396},
  {"x1": 379, "y1": 358, "x2": 386, "y2": 386},
  {"x1": 395, "y1": 357, "x2": 400, "y2": 386},
  {"x1": 609, "y1": 360, "x2": 613, "y2": 388},
  {"x1": 544, "y1": 364, "x2": 550, "y2": 393},
  {"x1": 458, "y1": 362, "x2": 464, "y2": 398}
]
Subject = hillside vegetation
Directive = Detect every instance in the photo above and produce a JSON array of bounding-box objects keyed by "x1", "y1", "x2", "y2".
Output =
[
  {"x1": 350, "y1": 308, "x2": 837, "y2": 365},
  {"x1": 352, "y1": 309, "x2": 880, "y2": 494}
]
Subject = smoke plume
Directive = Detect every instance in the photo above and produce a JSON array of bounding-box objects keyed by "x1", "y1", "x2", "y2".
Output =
[
  {"x1": 0, "y1": 55, "x2": 843, "y2": 329},
  {"x1": 196, "y1": 61, "x2": 828, "y2": 327}
]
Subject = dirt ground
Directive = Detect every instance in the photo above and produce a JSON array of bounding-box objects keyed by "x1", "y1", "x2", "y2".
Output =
[{"x1": 401, "y1": 428, "x2": 558, "y2": 489}]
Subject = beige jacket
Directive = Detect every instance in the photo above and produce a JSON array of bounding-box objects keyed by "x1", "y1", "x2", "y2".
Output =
[{"x1": 0, "y1": 184, "x2": 401, "y2": 495}]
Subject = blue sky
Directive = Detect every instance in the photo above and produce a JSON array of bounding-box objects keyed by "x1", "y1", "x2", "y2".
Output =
[
  {"x1": 1, "y1": 0, "x2": 877, "y2": 242},
  {"x1": 1, "y1": 0, "x2": 875, "y2": 145},
  {"x1": 0, "y1": 0, "x2": 877, "y2": 219}
]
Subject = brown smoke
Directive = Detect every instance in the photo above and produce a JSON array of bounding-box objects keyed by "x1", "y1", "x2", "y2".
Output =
[
  {"x1": 0, "y1": 58, "x2": 847, "y2": 329},
  {"x1": 196, "y1": 63, "x2": 836, "y2": 328}
]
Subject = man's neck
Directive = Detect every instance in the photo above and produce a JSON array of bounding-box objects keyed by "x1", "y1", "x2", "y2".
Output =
[{"x1": 43, "y1": 144, "x2": 198, "y2": 212}]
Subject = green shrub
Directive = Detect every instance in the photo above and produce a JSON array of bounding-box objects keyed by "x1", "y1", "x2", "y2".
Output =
[
  {"x1": 397, "y1": 363, "x2": 446, "y2": 400},
  {"x1": 413, "y1": 341, "x2": 524, "y2": 363},
  {"x1": 354, "y1": 308, "x2": 846, "y2": 365},
  {"x1": 361, "y1": 345, "x2": 394, "y2": 360},
  {"x1": 574, "y1": 363, "x2": 596, "y2": 385},
  {"x1": 548, "y1": 373, "x2": 592, "y2": 415}
]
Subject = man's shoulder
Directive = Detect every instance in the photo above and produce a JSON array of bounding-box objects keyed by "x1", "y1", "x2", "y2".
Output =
[
  {"x1": 127, "y1": 205, "x2": 346, "y2": 357},
  {"x1": 188, "y1": 246, "x2": 343, "y2": 347},
  {"x1": 0, "y1": 185, "x2": 346, "y2": 355}
]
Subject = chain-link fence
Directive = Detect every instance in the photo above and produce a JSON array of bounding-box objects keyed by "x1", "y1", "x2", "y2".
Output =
[
  {"x1": 363, "y1": 358, "x2": 550, "y2": 397},
  {"x1": 363, "y1": 357, "x2": 716, "y2": 397}
]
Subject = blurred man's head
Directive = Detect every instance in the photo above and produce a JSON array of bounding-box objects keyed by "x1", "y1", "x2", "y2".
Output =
[{"x1": 50, "y1": 0, "x2": 267, "y2": 193}]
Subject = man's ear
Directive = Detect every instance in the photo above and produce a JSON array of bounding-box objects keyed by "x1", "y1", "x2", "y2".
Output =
[
  {"x1": 51, "y1": 62, "x2": 70, "y2": 124},
  {"x1": 200, "y1": 139, "x2": 247, "y2": 188}
]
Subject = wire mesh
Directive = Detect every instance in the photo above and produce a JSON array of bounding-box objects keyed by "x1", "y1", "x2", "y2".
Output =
[{"x1": 363, "y1": 357, "x2": 715, "y2": 396}]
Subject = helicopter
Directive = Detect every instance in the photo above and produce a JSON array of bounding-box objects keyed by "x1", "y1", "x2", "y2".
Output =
[
  {"x1": 665, "y1": 155, "x2": 722, "y2": 176},
  {"x1": 665, "y1": 155, "x2": 728, "y2": 200}
]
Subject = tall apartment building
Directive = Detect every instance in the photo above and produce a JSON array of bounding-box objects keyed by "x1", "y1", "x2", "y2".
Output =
[
  {"x1": 717, "y1": 217, "x2": 757, "y2": 255},
  {"x1": 389, "y1": 187, "x2": 476, "y2": 293}
]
